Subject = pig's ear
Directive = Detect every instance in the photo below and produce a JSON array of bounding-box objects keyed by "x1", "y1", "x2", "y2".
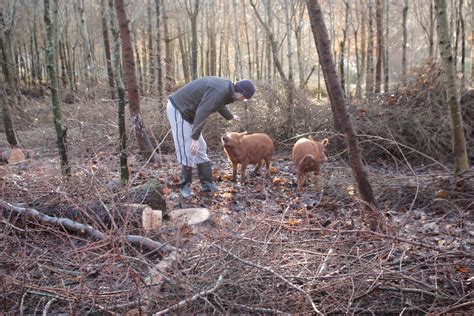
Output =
[{"x1": 321, "y1": 138, "x2": 329, "y2": 146}]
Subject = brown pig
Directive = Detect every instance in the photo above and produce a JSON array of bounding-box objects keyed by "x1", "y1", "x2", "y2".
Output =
[
  {"x1": 292, "y1": 137, "x2": 329, "y2": 189},
  {"x1": 222, "y1": 132, "x2": 274, "y2": 183}
]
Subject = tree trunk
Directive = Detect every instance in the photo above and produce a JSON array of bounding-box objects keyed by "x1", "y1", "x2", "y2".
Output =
[
  {"x1": 74, "y1": 0, "x2": 96, "y2": 97},
  {"x1": 108, "y1": 0, "x2": 129, "y2": 185},
  {"x1": 374, "y1": 0, "x2": 383, "y2": 93},
  {"x1": 0, "y1": 12, "x2": 17, "y2": 147},
  {"x1": 185, "y1": 0, "x2": 199, "y2": 80},
  {"x1": 434, "y1": 0, "x2": 470, "y2": 173},
  {"x1": 162, "y1": 1, "x2": 174, "y2": 86},
  {"x1": 0, "y1": 3, "x2": 21, "y2": 110},
  {"x1": 284, "y1": 0, "x2": 295, "y2": 135},
  {"x1": 383, "y1": 0, "x2": 389, "y2": 92},
  {"x1": 114, "y1": 0, "x2": 159, "y2": 163},
  {"x1": 155, "y1": 0, "x2": 163, "y2": 106},
  {"x1": 339, "y1": 1, "x2": 349, "y2": 93},
  {"x1": 471, "y1": 0, "x2": 473, "y2": 85},
  {"x1": 100, "y1": 0, "x2": 115, "y2": 101},
  {"x1": 306, "y1": 0, "x2": 384, "y2": 232},
  {"x1": 207, "y1": 3, "x2": 217, "y2": 76},
  {"x1": 402, "y1": 0, "x2": 408, "y2": 84},
  {"x1": 366, "y1": 0, "x2": 374, "y2": 96},
  {"x1": 147, "y1": 0, "x2": 154, "y2": 94},
  {"x1": 295, "y1": 2, "x2": 306, "y2": 89},
  {"x1": 359, "y1": 0, "x2": 366, "y2": 95},
  {"x1": 44, "y1": 0, "x2": 71, "y2": 176},
  {"x1": 232, "y1": 0, "x2": 243, "y2": 78},
  {"x1": 177, "y1": 21, "x2": 190, "y2": 83},
  {"x1": 242, "y1": 2, "x2": 252, "y2": 78}
]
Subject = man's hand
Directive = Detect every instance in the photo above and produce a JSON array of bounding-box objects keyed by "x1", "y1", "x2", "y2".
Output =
[
  {"x1": 233, "y1": 115, "x2": 241, "y2": 122},
  {"x1": 191, "y1": 139, "x2": 200, "y2": 155}
]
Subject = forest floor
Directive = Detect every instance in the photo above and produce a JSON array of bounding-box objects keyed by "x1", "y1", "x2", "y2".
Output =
[{"x1": 1, "y1": 96, "x2": 473, "y2": 314}]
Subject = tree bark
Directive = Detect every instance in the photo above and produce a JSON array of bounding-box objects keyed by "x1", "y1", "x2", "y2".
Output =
[
  {"x1": 339, "y1": 1, "x2": 349, "y2": 93},
  {"x1": 359, "y1": 0, "x2": 366, "y2": 96},
  {"x1": 471, "y1": 0, "x2": 473, "y2": 85},
  {"x1": 0, "y1": 11, "x2": 18, "y2": 147},
  {"x1": 374, "y1": 0, "x2": 383, "y2": 93},
  {"x1": 434, "y1": 0, "x2": 470, "y2": 173},
  {"x1": 74, "y1": 0, "x2": 96, "y2": 97},
  {"x1": 366, "y1": 0, "x2": 374, "y2": 96},
  {"x1": 108, "y1": 0, "x2": 129, "y2": 185},
  {"x1": 0, "y1": 2, "x2": 21, "y2": 111},
  {"x1": 402, "y1": 0, "x2": 408, "y2": 84},
  {"x1": 185, "y1": 0, "x2": 199, "y2": 80},
  {"x1": 114, "y1": 0, "x2": 159, "y2": 163},
  {"x1": 44, "y1": 0, "x2": 71, "y2": 176},
  {"x1": 306, "y1": 0, "x2": 384, "y2": 232},
  {"x1": 383, "y1": 0, "x2": 389, "y2": 92},
  {"x1": 155, "y1": 0, "x2": 163, "y2": 105},
  {"x1": 232, "y1": 0, "x2": 243, "y2": 78},
  {"x1": 100, "y1": 0, "x2": 115, "y2": 101}
]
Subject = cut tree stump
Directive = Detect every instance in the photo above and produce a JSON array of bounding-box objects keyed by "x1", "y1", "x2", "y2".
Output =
[
  {"x1": 168, "y1": 208, "x2": 212, "y2": 226},
  {"x1": 120, "y1": 180, "x2": 167, "y2": 215},
  {"x1": 123, "y1": 203, "x2": 163, "y2": 231}
]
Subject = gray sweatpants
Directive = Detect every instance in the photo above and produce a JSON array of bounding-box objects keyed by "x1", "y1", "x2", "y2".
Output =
[{"x1": 166, "y1": 100, "x2": 210, "y2": 167}]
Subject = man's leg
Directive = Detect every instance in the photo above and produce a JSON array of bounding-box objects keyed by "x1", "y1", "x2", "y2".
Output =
[
  {"x1": 166, "y1": 101, "x2": 195, "y2": 198},
  {"x1": 195, "y1": 136, "x2": 218, "y2": 192}
]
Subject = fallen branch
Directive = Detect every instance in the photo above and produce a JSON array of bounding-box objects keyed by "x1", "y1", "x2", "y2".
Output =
[{"x1": 0, "y1": 199, "x2": 176, "y2": 255}]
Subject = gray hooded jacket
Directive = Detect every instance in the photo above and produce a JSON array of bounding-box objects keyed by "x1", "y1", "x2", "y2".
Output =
[{"x1": 168, "y1": 77, "x2": 235, "y2": 140}]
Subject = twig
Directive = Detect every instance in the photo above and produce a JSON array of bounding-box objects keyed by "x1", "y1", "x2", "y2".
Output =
[
  {"x1": 42, "y1": 298, "x2": 56, "y2": 316},
  {"x1": 232, "y1": 304, "x2": 286, "y2": 314},
  {"x1": 212, "y1": 244, "x2": 323, "y2": 315},
  {"x1": 436, "y1": 300, "x2": 474, "y2": 315},
  {"x1": 154, "y1": 274, "x2": 224, "y2": 315}
]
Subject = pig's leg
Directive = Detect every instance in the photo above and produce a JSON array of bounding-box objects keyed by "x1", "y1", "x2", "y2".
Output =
[
  {"x1": 252, "y1": 162, "x2": 261, "y2": 176},
  {"x1": 231, "y1": 162, "x2": 238, "y2": 182},
  {"x1": 296, "y1": 172, "x2": 303, "y2": 191},
  {"x1": 264, "y1": 157, "x2": 271, "y2": 178},
  {"x1": 240, "y1": 162, "x2": 248, "y2": 183}
]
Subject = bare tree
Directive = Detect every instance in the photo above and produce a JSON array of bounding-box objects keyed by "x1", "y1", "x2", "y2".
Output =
[
  {"x1": 402, "y1": 0, "x2": 409, "y2": 84},
  {"x1": 44, "y1": 0, "x2": 71, "y2": 176},
  {"x1": 471, "y1": 0, "x2": 473, "y2": 85},
  {"x1": 108, "y1": 0, "x2": 129, "y2": 184},
  {"x1": 413, "y1": 0, "x2": 436, "y2": 62},
  {"x1": 114, "y1": 0, "x2": 159, "y2": 162},
  {"x1": 155, "y1": 0, "x2": 163, "y2": 105},
  {"x1": 0, "y1": 1, "x2": 21, "y2": 111},
  {"x1": 0, "y1": 4, "x2": 18, "y2": 147},
  {"x1": 73, "y1": 0, "x2": 96, "y2": 97},
  {"x1": 306, "y1": 0, "x2": 385, "y2": 231},
  {"x1": 434, "y1": 0, "x2": 470, "y2": 173},
  {"x1": 100, "y1": 0, "x2": 115, "y2": 101},
  {"x1": 232, "y1": 0, "x2": 243, "y2": 78},
  {"x1": 374, "y1": 0, "x2": 383, "y2": 93},
  {"x1": 383, "y1": 0, "x2": 389, "y2": 92},
  {"x1": 184, "y1": 0, "x2": 200, "y2": 80},
  {"x1": 339, "y1": 1, "x2": 349, "y2": 93},
  {"x1": 365, "y1": 0, "x2": 374, "y2": 96}
]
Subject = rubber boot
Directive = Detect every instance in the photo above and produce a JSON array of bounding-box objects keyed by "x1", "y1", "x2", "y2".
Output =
[
  {"x1": 180, "y1": 165, "x2": 193, "y2": 198},
  {"x1": 197, "y1": 162, "x2": 219, "y2": 192}
]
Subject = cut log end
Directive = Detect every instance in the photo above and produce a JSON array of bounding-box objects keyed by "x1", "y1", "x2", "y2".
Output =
[{"x1": 168, "y1": 208, "x2": 212, "y2": 226}]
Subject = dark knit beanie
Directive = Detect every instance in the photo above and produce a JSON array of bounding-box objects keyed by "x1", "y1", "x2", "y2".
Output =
[{"x1": 235, "y1": 79, "x2": 256, "y2": 99}]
